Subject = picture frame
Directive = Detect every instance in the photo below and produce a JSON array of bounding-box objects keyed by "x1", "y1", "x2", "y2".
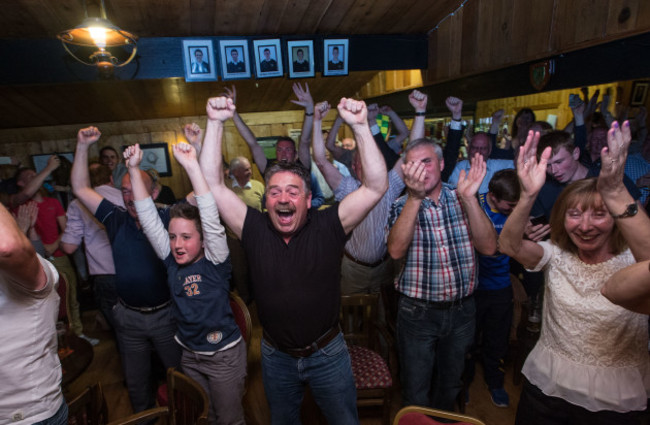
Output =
[
  {"x1": 32, "y1": 152, "x2": 74, "y2": 180},
  {"x1": 219, "y1": 40, "x2": 251, "y2": 80},
  {"x1": 630, "y1": 81, "x2": 649, "y2": 106},
  {"x1": 323, "y1": 39, "x2": 348, "y2": 77},
  {"x1": 121, "y1": 143, "x2": 172, "y2": 177},
  {"x1": 253, "y1": 39, "x2": 283, "y2": 78},
  {"x1": 182, "y1": 39, "x2": 217, "y2": 82},
  {"x1": 287, "y1": 40, "x2": 315, "y2": 79}
]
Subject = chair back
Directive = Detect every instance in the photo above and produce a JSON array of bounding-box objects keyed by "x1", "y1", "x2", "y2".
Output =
[
  {"x1": 393, "y1": 406, "x2": 487, "y2": 425},
  {"x1": 340, "y1": 293, "x2": 379, "y2": 349},
  {"x1": 67, "y1": 383, "x2": 108, "y2": 425},
  {"x1": 167, "y1": 368, "x2": 209, "y2": 425},
  {"x1": 229, "y1": 292, "x2": 252, "y2": 347}
]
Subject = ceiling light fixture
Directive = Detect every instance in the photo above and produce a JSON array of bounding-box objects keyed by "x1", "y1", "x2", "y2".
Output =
[{"x1": 57, "y1": 0, "x2": 137, "y2": 76}]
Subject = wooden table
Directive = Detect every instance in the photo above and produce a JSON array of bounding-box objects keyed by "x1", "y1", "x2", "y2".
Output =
[{"x1": 59, "y1": 332, "x2": 94, "y2": 388}]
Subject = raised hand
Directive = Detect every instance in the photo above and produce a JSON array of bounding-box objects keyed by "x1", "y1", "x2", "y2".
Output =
[
  {"x1": 45, "y1": 154, "x2": 61, "y2": 172},
  {"x1": 77, "y1": 126, "x2": 101, "y2": 147},
  {"x1": 123, "y1": 144, "x2": 143, "y2": 169},
  {"x1": 15, "y1": 201, "x2": 38, "y2": 235},
  {"x1": 337, "y1": 98, "x2": 367, "y2": 126},
  {"x1": 221, "y1": 85, "x2": 237, "y2": 104},
  {"x1": 173, "y1": 142, "x2": 198, "y2": 169},
  {"x1": 598, "y1": 120, "x2": 631, "y2": 195},
  {"x1": 401, "y1": 160, "x2": 427, "y2": 200},
  {"x1": 516, "y1": 130, "x2": 549, "y2": 197},
  {"x1": 409, "y1": 90, "x2": 428, "y2": 112},
  {"x1": 445, "y1": 96, "x2": 463, "y2": 120},
  {"x1": 206, "y1": 97, "x2": 236, "y2": 122},
  {"x1": 290, "y1": 82, "x2": 313, "y2": 110},
  {"x1": 366, "y1": 103, "x2": 379, "y2": 123},
  {"x1": 314, "y1": 101, "x2": 331, "y2": 121},
  {"x1": 492, "y1": 109, "x2": 505, "y2": 124},
  {"x1": 457, "y1": 153, "x2": 487, "y2": 199},
  {"x1": 183, "y1": 123, "x2": 203, "y2": 155},
  {"x1": 379, "y1": 105, "x2": 393, "y2": 115}
]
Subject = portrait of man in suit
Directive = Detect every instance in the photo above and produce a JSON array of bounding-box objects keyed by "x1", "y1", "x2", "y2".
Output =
[
  {"x1": 190, "y1": 48, "x2": 210, "y2": 74},
  {"x1": 227, "y1": 48, "x2": 246, "y2": 73},
  {"x1": 259, "y1": 47, "x2": 278, "y2": 72},
  {"x1": 292, "y1": 48, "x2": 309, "y2": 73},
  {"x1": 327, "y1": 46, "x2": 344, "y2": 71}
]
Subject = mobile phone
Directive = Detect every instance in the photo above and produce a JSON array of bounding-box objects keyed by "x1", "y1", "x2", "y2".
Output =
[{"x1": 530, "y1": 215, "x2": 548, "y2": 226}]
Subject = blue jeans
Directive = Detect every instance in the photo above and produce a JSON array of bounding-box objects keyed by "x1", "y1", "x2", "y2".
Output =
[
  {"x1": 397, "y1": 295, "x2": 475, "y2": 411},
  {"x1": 33, "y1": 400, "x2": 68, "y2": 425},
  {"x1": 261, "y1": 332, "x2": 359, "y2": 425},
  {"x1": 112, "y1": 302, "x2": 182, "y2": 413}
]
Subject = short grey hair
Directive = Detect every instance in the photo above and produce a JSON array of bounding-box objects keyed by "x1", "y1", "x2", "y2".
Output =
[{"x1": 405, "y1": 138, "x2": 444, "y2": 163}]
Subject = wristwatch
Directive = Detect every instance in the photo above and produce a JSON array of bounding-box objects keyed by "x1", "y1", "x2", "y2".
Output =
[{"x1": 610, "y1": 203, "x2": 638, "y2": 219}]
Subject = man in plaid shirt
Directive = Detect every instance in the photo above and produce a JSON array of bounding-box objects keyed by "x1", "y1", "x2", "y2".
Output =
[{"x1": 387, "y1": 139, "x2": 497, "y2": 411}]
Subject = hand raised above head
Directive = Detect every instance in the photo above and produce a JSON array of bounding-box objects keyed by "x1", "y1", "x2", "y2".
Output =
[
  {"x1": 492, "y1": 109, "x2": 505, "y2": 123},
  {"x1": 77, "y1": 126, "x2": 101, "y2": 146},
  {"x1": 445, "y1": 96, "x2": 463, "y2": 118},
  {"x1": 314, "y1": 101, "x2": 331, "y2": 121},
  {"x1": 123, "y1": 144, "x2": 143, "y2": 169},
  {"x1": 516, "y1": 130, "x2": 549, "y2": 197},
  {"x1": 183, "y1": 123, "x2": 202, "y2": 144},
  {"x1": 206, "y1": 97, "x2": 235, "y2": 122},
  {"x1": 46, "y1": 154, "x2": 61, "y2": 171},
  {"x1": 221, "y1": 85, "x2": 237, "y2": 104},
  {"x1": 409, "y1": 90, "x2": 428, "y2": 112},
  {"x1": 598, "y1": 120, "x2": 631, "y2": 195},
  {"x1": 290, "y1": 82, "x2": 313, "y2": 110},
  {"x1": 172, "y1": 142, "x2": 197, "y2": 168},
  {"x1": 337, "y1": 98, "x2": 367, "y2": 126}
]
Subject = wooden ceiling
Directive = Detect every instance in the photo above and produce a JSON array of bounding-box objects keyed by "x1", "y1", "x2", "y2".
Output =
[{"x1": 0, "y1": 0, "x2": 459, "y2": 132}]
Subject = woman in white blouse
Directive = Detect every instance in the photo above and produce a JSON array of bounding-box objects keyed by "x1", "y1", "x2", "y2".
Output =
[{"x1": 500, "y1": 122, "x2": 650, "y2": 424}]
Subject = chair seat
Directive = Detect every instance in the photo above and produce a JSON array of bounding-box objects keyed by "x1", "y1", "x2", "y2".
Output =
[
  {"x1": 398, "y1": 412, "x2": 476, "y2": 425},
  {"x1": 348, "y1": 345, "x2": 392, "y2": 389}
]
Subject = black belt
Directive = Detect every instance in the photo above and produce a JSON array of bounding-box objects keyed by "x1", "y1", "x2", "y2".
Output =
[
  {"x1": 264, "y1": 326, "x2": 340, "y2": 358},
  {"x1": 119, "y1": 298, "x2": 171, "y2": 314},
  {"x1": 343, "y1": 250, "x2": 388, "y2": 268},
  {"x1": 402, "y1": 293, "x2": 473, "y2": 310}
]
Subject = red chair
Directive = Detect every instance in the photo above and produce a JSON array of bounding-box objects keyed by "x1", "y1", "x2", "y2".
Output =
[{"x1": 393, "y1": 405, "x2": 486, "y2": 425}]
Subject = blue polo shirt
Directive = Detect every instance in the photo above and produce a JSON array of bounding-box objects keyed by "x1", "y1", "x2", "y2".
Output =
[
  {"x1": 95, "y1": 199, "x2": 170, "y2": 307},
  {"x1": 477, "y1": 193, "x2": 511, "y2": 291}
]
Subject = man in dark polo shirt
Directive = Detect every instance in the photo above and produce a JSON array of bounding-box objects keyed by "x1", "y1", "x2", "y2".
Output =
[
  {"x1": 200, "y1": 96, "x2": 388, "y2": 424},
  {"x1": 71, "y1": 126, "x2": 181, "y2": 413}
]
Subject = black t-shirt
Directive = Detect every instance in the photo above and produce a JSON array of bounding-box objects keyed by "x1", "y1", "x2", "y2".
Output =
[{"x1": 241, "y1": 205, "x2": 346, "y2": 348}]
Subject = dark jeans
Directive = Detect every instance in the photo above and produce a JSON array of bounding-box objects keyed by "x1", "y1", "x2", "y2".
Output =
[
  {"x1": 33, "y1": 400, "x2": 68, "y2": 425},
  {"x1": 474, "y1": 287, "x2": 513, "y2": 389},
  {"x1": 92, "y1": 274, "x2": 118, "y2": 329},
  {"x1": 516, "y1": 378, "x2": 648, "y2": 425},
  {"x1": 397, "y1": 294, "x2": 475, "y2": 411}
]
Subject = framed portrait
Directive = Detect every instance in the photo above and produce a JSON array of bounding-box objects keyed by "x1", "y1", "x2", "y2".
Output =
[
  {"x1": 630, "y1": 81, "x2": 649, "y2": 106},
  {"x1": 31, "y1": 152, "x2": 74, "y2": 180},
  {"x1": 323, "y1": 39, "x2": 348, "y2": 77},
  {"x1": 287, "y1": 40, "x2": 315, "y2": 79},
  {"x1": 219, "y1": 40, "x2": 251, "y2": 80},
  {"x1": 122, "y1": 143, "x2": 172, "y2": 177},
  {"x1": 253, "y1": 39, "x2": 283, "y2": 78},
  {"x1": 182, "y1": 39, "x2": 217, "y2": 82}
]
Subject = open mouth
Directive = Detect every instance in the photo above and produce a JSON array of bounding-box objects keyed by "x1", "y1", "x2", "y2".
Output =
[{"x1": 276, "y1": 208, "x2": 295, "y2": 225}]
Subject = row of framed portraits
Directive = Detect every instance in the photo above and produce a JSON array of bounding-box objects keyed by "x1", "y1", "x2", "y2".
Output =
[{"x1": 182, "y1": 38, "x2": 349, "y2": 82}]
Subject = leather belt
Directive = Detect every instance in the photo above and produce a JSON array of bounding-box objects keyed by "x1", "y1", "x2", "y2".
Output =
[
  {"x1": 343, "y1": 250, "x2": 387, "y2": 268},
  {"x1": 119, "y1": 298, "x2": 171, "y2": 314},
  {"x1": 403, "y1": 293, "x2": 473, "y2": 310},
  {"x1": 264, "y1": 326, "x2": 340, "y2": 358}
]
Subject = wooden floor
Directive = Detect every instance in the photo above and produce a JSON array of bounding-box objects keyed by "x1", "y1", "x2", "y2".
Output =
[{"x1": 67, "y1": 306, "x2": 522, "y2": 425}]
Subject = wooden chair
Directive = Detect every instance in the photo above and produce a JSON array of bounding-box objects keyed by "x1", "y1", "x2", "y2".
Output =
[
  {"x1": 229, "y1": 291, "x2": 252, "y2": 348},
  {"x1": 393, "y1": 405, "x2": 487, "y2": 425},
  {"x1": 340, "y1": 293, "x2": 396, "y2": 425},
  {"x1": 111, "y1": 368, "x2": 209, "y2": 425},
  {"x1": 67, "y1": 383, "x2": 108, "y2": 425}
]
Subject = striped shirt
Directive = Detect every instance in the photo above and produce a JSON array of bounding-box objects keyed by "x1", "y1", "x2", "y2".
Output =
[
  {"x1": 388, "y1": 183, "x2": 477, "y2": 301},
  {"x1": 334, "y1": 170, "x2": 405, "y2": 263}
]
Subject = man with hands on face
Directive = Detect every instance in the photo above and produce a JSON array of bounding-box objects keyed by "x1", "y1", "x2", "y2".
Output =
[
  {"x1": 71, "y1": 126, "x2": 180, "y2": 414},
  {"x1": 199, "y1": 95, "x2": 387, "y2": 425},
  {"x1": 387, "y1": 138, "x2": 497, "y2": 411}
]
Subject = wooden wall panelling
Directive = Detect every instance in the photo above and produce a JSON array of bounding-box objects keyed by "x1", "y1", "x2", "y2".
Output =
[
  {"x1": 552, "y1": 0, "x2": 609, "y2": 50},
  {"x1": 606, "y1": 0, "x2": 640, "y2": 35},
  {"x1": 338, "y1": 0, "x2": 388, "y2": 34},
  {"x1": 277, "y1": 0, "x2": 313, "y2": 34},
  {"x1": 257, "y1": 0, "x2": 292, "y2": 34},
  {"x1": 458, "y1": 0, "x2": 479, "y2": 78},
  {"x1": 317, "y1": 0, "x2": 357, "y2": 34},
  {"x1": 513, "y1": 0, "x2": 554, "y2": 59}
]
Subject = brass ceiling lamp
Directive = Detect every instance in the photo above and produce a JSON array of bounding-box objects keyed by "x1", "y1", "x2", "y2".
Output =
[{"x1": 57, "y1": 0, "x2": 137, "y2": 76}]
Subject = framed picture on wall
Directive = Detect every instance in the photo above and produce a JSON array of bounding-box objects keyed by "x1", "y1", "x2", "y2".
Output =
[
  {"x1": 630, "y1": 81, "x2": 649, "y2": 106},
  {"x1": 182, "y1": 39, "x2": 217, "y2": 82},
  {"x1": 122, "y1": 143, "x2": 172, "y2": 177},
  {"x1": 253, "y1": 39, "x2": 283, "y2": 78},
  {"x1": 323, "y1": 39, "x2": 348, "y2": 77},
  {"x1": 219, "y1": 40, "x2": 251, "y2": 80},
  {"x1": 287, "y1": 40, "x2": 314, "y2": 78}
]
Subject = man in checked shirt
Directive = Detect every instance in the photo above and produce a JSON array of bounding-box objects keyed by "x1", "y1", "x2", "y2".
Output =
[{"x1": 387, "y1": 139, "x2": 497, "y2": 411}]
